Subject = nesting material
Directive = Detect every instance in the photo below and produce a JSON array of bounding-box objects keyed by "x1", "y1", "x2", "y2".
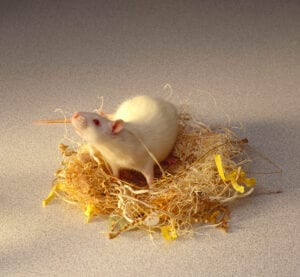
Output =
[{"x1": 43, "y1": 112, "x2": 256, "y2": 240}]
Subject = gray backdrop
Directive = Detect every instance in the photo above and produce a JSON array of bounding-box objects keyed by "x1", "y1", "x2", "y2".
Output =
[{"x1": 1, "y1": 1, "x2": 299, "y2": 276}]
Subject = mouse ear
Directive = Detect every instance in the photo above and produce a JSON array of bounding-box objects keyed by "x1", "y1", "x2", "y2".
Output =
[{"x1": 111, "y1": 119, "x2": 124, "y2": 134}]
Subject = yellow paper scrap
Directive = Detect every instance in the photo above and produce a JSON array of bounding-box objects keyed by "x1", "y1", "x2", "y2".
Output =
[
  {"x1": 224, "y1": 170, "x2": 237, "y2": 181},
  {"x1": 214, "y1": 154, "x2": 226, "y2": 181},
  {"x1": 42, "y1": 191, "x2": 55, "y2": 207},
  {"x1": 84, "y1": 203, "x2": 96, "y2": 223},
  {"x1": 230, "y1": 178, "x2": 245, "y2": 193},
  {"x1": 241, "y1": 177, "x2": 256, "y2": 187},
  {"x1": 214, "y1": 154, "x2": 256, "y2": 194},
  {"x1": 42, "y1": 183, "x2": 65, "y2": 206},
  {"x1": 161, "y1": 225, "x2": 178, "y2": 241}
]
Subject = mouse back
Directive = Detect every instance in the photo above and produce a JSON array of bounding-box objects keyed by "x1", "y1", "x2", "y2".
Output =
[
  {"x1": 113, "y1": 95, "x2": 178, "y2": 162},
  {"x1": 113, "y1": 95, "x2": 176, "y2": 123}
]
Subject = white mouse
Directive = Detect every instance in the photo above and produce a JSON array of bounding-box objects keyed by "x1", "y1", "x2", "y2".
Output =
[{"x1": 71, "y1": 95, "x2": 178, "y2": 186}]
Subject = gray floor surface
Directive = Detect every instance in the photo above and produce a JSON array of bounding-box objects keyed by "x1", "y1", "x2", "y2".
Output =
[{"x1": 1, "y1": 1, "x2": 299, "y2": 276}]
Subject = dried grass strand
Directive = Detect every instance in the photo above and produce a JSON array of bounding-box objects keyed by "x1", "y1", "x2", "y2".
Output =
[{"x1": 44, "y1": 110, "x2": 256, "y2": 239}]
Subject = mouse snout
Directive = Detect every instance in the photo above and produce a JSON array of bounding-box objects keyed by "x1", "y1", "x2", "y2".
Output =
[
  {"x1": 72, "y1": 112, "x2": 88, "y2": 130},
  {"x1": 73, "y1": 112, "x2": 80, "y2": 119}
]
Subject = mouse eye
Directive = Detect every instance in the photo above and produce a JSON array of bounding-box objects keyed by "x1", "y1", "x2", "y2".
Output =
[{"x1": 93, "y1": 119, "x2": 101, "y2": 126}]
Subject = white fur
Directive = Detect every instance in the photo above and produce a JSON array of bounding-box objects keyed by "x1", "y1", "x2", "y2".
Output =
[{"x1": 72, "y1": 95, "x2": 178, "y2": 185}]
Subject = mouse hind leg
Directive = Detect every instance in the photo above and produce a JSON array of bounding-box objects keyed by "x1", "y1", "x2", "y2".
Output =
[
  {"x1": 109, "y1": 162, "x2": 120, "y2": 178},
  {"x1": 140, "y1": 160, "x2": 154, "y2": 187}
]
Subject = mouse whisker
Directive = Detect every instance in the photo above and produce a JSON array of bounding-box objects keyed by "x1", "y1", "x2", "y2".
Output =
[{"x1": 33, "y1": 118, "x2": 71, "y2": 124}]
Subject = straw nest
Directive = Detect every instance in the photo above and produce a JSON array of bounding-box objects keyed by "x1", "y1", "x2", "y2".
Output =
[{"x1": 43, "y1": 111, "x2": 256, "y2": 240}]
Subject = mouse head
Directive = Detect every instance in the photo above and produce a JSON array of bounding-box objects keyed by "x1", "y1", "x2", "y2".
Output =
[{"x1": 71, "y1": 111, "x2": 124, "y2": 143}]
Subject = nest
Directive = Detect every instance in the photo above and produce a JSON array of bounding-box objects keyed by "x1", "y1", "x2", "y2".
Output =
[{"x1": 43, "y1": 112, "x2": 256, "y2": 240}]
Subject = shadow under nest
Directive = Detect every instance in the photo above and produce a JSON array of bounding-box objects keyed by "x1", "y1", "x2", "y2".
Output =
[{"x1": 43, "y1": 112, "x2": 256, "y2": 240}]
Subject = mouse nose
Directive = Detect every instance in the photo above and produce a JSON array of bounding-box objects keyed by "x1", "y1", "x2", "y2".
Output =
[
  {"x1": 73, "y1": 112, "x2": 80, "y2": 119},
  {"x1": 72, "y1": 112, "x2": 88, "y2": 130}
]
